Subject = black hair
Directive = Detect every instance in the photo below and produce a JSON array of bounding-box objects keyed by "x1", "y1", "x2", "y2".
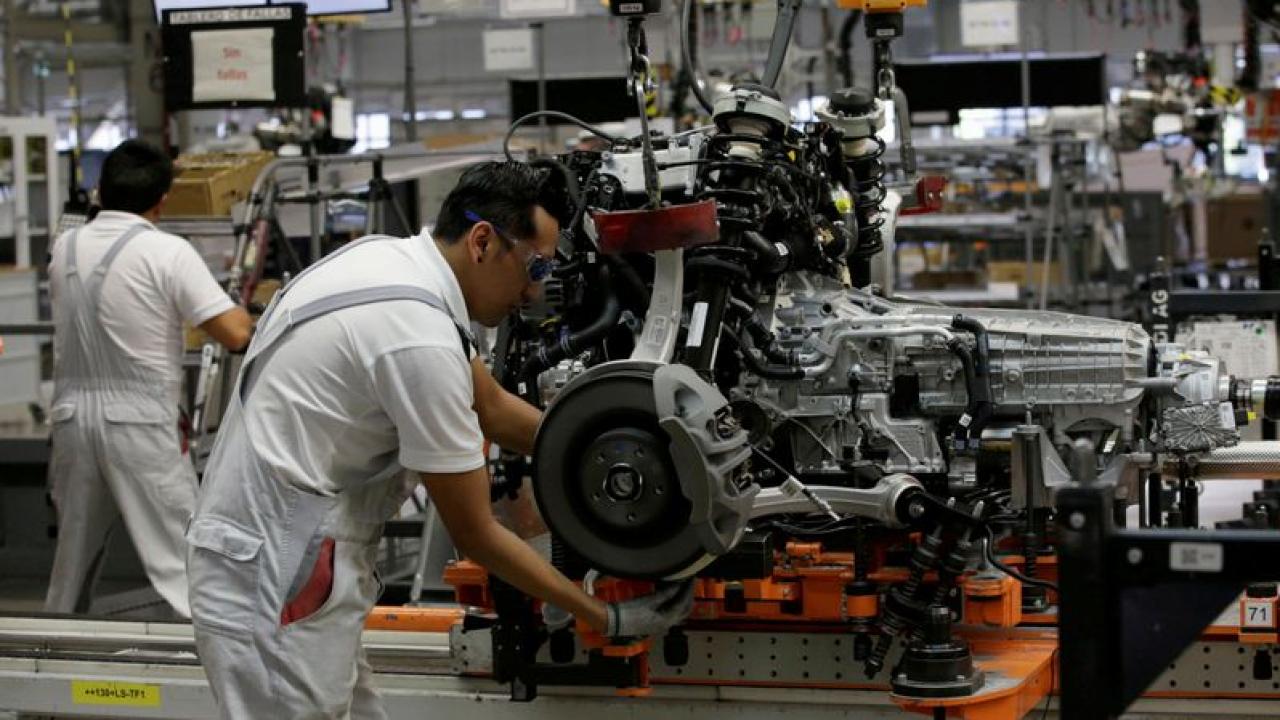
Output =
[
  {"x1": 434, "y1": 161, "x2": 570, "y2": 245},
  {"x1": 98, "y1": 139, "x2": 174, "y2": 214}
]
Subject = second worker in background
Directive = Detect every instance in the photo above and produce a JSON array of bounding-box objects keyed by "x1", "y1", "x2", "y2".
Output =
[{"x1": 45, "y1": 139, "x2": 253, "y2": 617}]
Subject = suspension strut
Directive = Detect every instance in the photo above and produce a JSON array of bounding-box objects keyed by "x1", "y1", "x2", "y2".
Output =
[{"x1": 818, "y1": 87, "x2": 888, "y2": 286}]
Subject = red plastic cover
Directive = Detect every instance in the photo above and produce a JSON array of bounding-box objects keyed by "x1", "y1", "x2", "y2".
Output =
[{"x1": 590, "y1": 200, "x2": 720, "y2": 255}]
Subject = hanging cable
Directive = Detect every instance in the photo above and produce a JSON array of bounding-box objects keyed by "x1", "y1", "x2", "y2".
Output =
[
  {"x1": 503, "y1": 111, "x2": 627, "y2": 161},
  {"x1": 982, "y1": 525, "x2": 1060, "y2": 592},
  {"x1": 680, "y1": 0, "x2": 714, "y2": 114}
]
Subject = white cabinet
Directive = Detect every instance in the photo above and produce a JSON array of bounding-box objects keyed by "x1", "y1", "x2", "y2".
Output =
[
  {"x1": 0, "y1": 268, "x2": 39, "y2": 405},
  {"x1": 0, "y1": 116, "x2": 60, "y2": 268}
]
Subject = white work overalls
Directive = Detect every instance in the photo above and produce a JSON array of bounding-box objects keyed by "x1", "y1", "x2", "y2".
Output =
[
  {"x1": 45, "y1": 224, "x2": 199, "y2": 617},
  {"x1": 187, "y1": 235, "x2": 473, "y2": 719}
]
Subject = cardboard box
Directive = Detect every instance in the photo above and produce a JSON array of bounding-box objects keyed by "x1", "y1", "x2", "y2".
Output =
[
  {"x1": 987, "y1": 260, "x2": 1063, "y2": 289},
  {"x1": 911, "y1": 270, "x2": 984, "y2": 290},
  {"x1": 1205, "y1": 192, "x2": 1265, "y2": 261},
  {"x1": 162, "y1": 151, "x2": 274, "y2": 217},
  {"x1": 184, "y1": 279, "x2": 281, "y2": 351}
]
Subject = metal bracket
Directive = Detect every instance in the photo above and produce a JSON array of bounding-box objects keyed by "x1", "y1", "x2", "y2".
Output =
[{"x1": 631, "y1": 249, "x2": 684, "y2": 363}]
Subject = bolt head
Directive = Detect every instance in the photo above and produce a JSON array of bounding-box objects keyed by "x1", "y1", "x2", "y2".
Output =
[
  {"x1": 1069, "y1": 512, "x2": 1086, "y2": 530},
  {"x1": 1127, "y1": 547, "x2": 1143, "y2": 565}
]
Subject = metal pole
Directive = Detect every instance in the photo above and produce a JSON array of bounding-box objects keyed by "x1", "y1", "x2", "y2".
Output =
[
  {"x1": 535, "y1": 21, "x2": 549, "y2": 152},
  {"x1": 36, "y1": 58, "x2": 46, "y2": 116},
  {"x1": 819, "y1": 5, "x2": 836, "y2": 96},
  {"x1": 1039, "y1": 170, "x2": 1059, "y2": 312},
  {"x1": 1020, "y1": 0, "x2": 1034, "y2": 309},
  {"x1": 307, "y1": 152, "x2": 322, "y2": 265},
  {"x1": 62, "y1": 1, "x2": 82, "y2": 187},
  {"x1": 4, "y1": 0, "x2": 18, "y2": 115},
  {"x1": 402, "y1": 0, "x2": 417, "y2": 143}
]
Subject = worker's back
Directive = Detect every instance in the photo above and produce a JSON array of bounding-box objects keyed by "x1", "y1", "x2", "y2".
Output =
[
  {"x1": 198, "y1": 231, "x2": 482, "y2": 506},
  {"x1": 48, "y1": 210, "x2": 233, "y2": 407}
]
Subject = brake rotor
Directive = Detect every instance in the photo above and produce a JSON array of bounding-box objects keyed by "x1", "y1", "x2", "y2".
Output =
[{"x1": 533, "y1": 365, "x2": 710, "y2": 579}]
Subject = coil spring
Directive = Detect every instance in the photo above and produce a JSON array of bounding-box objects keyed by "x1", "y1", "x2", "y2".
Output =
[
  {"x1": 550, "y1": 536, "x2": 589, "y2": 579},
  {"x1": 864, "y1": 524, "x2": 943, "y2": 677},
  {"x1": 697, "y1": 133, "x2": 786, "y2": 220},
  {"x1": 847, "y1": 133, "x2": 887, "y2": 259}
]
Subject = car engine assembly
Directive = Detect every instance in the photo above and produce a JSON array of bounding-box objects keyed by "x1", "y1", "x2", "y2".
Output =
[{"x1": 448, "y1": 2, "x2": 1280, "y2": 715}]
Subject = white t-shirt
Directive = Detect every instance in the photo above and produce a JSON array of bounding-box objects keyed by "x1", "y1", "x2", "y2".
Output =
[
  {"x1": 238, "y1": 231, "x2": 485, "y2": 496},
  {"x1": 49, "y1": 210, "x2": 236, "y2": 406}
]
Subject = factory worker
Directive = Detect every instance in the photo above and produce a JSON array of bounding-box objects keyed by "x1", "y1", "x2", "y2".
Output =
[
  {"x1": 188, "y1": 161, "x2": 693, "y2": 719},
  {"x1": 45, "y1": 139, "x2": 253, "y2": 617}
]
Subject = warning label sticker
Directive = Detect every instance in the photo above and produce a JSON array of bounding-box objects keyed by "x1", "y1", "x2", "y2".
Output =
[{"x1": 72, "y1": 680, "x2": 162, "y2": 707}]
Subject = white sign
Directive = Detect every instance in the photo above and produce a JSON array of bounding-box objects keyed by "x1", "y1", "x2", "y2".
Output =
[
  {"x1": 1181, "y1": 320, "x2": 1280, "y2": 380},
  {"x1": 330, "y1": 97, "x2": 355, "y2": 140},
  {"x1": 1169, "y1": 542, "x2": 1224, "y2": 573},
  {"x1": 499, "y1": 0, "x2": 576, "y2": 19},
  {"x1": 483, "y1": 28, "x2": 536, "y2": 73},
  {"x1": 960, "y1": 0, "x2": 1020, "y2": 48},
  {"x1": 191, "y1": 28, "x2": 276, "y2": 103}
]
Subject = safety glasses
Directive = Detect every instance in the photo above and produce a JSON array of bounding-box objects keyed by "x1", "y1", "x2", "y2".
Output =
[{"x1": 464, "y1": 209, "x2": 557, "y2": 282}]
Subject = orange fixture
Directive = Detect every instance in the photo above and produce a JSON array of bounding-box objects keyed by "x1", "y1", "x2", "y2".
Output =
[{"x1": 964, "y1": 574, "x2": 1022, "y2": 629}]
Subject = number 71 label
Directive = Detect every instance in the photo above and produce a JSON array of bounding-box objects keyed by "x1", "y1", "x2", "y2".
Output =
[{"x1": 1242, "y1": 598, "x2": 1276, "y2": 630}]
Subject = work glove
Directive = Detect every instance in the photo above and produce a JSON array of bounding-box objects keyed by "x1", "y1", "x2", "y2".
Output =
[
  {"x1": 541, "y1": 601, "x2": 574, "y2": 632},
  {"x1": 605, "y1": 581, "x2": 695, "y2": 639}
]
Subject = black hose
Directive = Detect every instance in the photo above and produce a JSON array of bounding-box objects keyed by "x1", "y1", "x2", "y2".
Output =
[
  {"x1": 741, "y1": 230, "x2": 789, "y2": 274},
  {"x1": 519, "y1": 267, "x2": 622, "y2": 379},
  {"x1": 949, "y1": 315, "x2": 994, "y2": 446},
  {"x1": 742, "y1": 312, "x2": 798, "y2": 366},
  {"x1": 982, "y1": 525, "x2": 1060, "y2": 592},
  {"x1": 761, "y1": 0, "x2": 804, "y2": 89},
  {"x1": 729, "y1": 328, "x2": 805, "y2": 380},
  {"x1": 836, "y1": 11, "x2": 862, "y2": 88},
  {"x1": 604, "y1": 254, "x2": 650, "y2": 308},
  {"x1": 680, "y1": 0, "x2": 715, "y2": 114},
  {"x1": 686, "y1": 255, "x2": 753, "y2": 282}
]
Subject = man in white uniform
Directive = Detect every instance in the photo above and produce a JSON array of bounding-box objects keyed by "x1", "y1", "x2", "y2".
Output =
[
  {"x1": 45, "y1": 139, "x2": 253, "y2": 616},
  {"x1": 188, "y1": 162, "x2": 692, "y2": 718}
]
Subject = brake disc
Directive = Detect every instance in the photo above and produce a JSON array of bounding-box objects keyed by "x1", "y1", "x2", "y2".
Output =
[{"x1": 533, "y1": 363, "x2": 713, "y2": 579}]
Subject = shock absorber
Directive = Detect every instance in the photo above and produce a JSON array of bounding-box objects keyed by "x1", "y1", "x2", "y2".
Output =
[
  {"x1": 679, "y1": 83, "x2": 794, "y2": 373},
  {"x1": 817, "y1": 88, "x2": 888, "y2": 285}
]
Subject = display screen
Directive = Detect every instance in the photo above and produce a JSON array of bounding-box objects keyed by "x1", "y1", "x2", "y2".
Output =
[
  {"x1": 893, "y1": 53, "x2": 1107, "y2": 125},
  {"x1": 155, "y1": 0, "x2": 391, "y2": 21},
  {"x1": 509, "y1": 77, "x2": 637, "y2": 125}
]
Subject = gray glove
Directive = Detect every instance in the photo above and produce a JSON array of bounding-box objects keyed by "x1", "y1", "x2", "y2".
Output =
[
  {"x1": 541, "y1": 601, "x2": 574, "y2": 632},
  {"x1": 605, "y1": 581, "x2": 695, "y2": 639}
]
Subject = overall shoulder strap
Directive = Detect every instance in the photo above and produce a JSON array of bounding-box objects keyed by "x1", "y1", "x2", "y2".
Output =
[{"x1": 239, "y1": 283, "x2": 474, "y2": 403}]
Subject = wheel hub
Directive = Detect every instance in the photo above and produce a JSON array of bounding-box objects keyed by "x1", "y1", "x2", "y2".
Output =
[{"x1": 578, "y1": 428, "x2": 673, "y2": 532}]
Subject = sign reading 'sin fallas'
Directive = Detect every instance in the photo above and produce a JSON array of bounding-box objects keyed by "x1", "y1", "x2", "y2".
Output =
[{"x1": 161, "y1": 4, "x2": 308, "y2": 111}]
